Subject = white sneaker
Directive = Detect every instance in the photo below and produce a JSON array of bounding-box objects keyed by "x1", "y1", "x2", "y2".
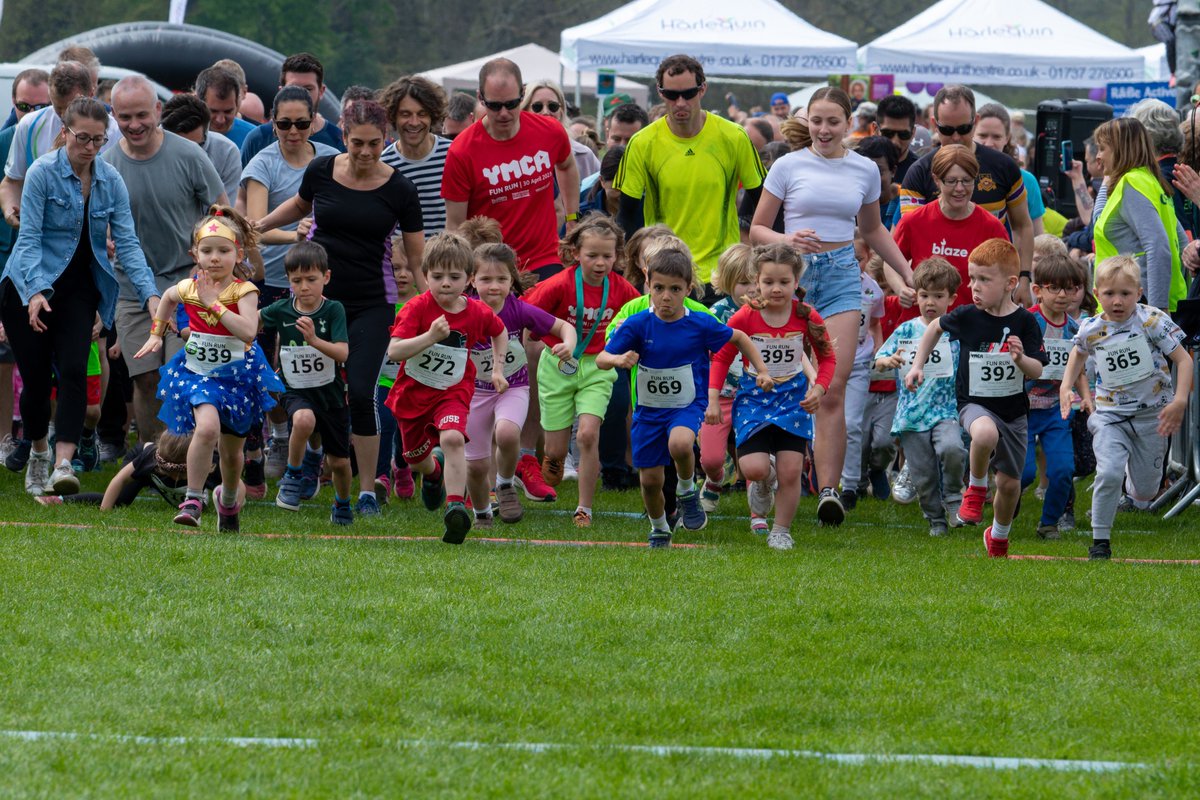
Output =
[
  {"x1": 50, "y1": 460, "x2": 79, "y2": 495},
  {"x1": 892, "y1": 463, "x2": 917, "y2": 505},
  {"x1": 265, "y1": 437, "x2": 289, "y2": 480},
  {"x1": 24, "y1": 449, "x2": 52, "y2": 496},
  {"x1": 748, "y1": 457, "x2": 777, "y2": 517},
  {"x1": 766, "y1": 529, "x2": 794, "y2": 550}
]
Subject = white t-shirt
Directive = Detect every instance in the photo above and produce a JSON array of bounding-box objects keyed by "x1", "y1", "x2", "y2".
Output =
[
  {"x1": 1073, "y1": 304, "x2": 1184, "y2": 413},
  {"x1": 762, "y1": 147, "x2": 881, "y2": 241},
  {"x1": 855, "y1": 272, "x2": 885, "y2": 364},
  {"x1": 5, "y1": 105, "x2": 121, "y2": 180}
]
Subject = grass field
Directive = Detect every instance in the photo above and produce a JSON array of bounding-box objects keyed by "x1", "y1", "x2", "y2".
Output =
[{"x1": 1, "y1": 462, "x2": 1198, "y2": 798}]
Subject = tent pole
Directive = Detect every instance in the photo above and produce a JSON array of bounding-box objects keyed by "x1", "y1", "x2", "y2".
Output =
[{"x1": 575, "y1": 70, "x2": 582, "y2": 109}]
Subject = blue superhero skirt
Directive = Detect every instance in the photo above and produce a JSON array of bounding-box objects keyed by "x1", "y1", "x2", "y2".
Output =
[{"x1": 157, "y1": 341, "x2": 285, "y2": 436}]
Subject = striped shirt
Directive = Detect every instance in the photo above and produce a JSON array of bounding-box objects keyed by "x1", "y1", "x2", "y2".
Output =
[{"x1": 381, "y1": 135, "x2": 450, "y2": 236}]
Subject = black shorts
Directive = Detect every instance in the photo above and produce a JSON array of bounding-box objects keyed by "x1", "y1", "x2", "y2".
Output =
[
  {"x1": 737, "y1": 425, "x2": 808, "y2": 457},
  {"x1": 530, "y1": 263, "x2": 564, "y2": 282},
  {"x1": 283, "y1": 393, "x2": 351, "y2": 458}
]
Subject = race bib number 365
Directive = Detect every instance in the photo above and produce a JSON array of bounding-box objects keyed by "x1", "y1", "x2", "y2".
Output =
[
  {"x1": 968, "y1": 351, "x2": 1022, "y2": 397},
  {"x1": 1095, "y1": 335, "x2": 1154, "y2": 387}
]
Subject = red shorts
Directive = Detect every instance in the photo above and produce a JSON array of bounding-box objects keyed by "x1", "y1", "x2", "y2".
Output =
[
  {"x1": 397, "y1": 396, "x2": 470, "y2": 465},
  {"x1": 49, "y1": 375, "x2": 101, "y2": 406}
]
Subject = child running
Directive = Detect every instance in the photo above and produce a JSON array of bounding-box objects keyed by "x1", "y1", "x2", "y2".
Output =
[
  {"x1": 467, "y1": 243, "x2": 577, "y2": 527},
  {"x1": 601, "y1": 247, "x2": 773, "y2": 546},
  {"x1": 524, "y1": 214, "x2": 640, "y2": 527},
  {"x1": 385, "y1": 232, "x2": 508, "y2": 544},
  {"x1": 1020, "y1": 252, "x2": 1082, "y2": 541},
  {"x1": 136, "y1": 205, "x2": 284, "y2": 531},
  {"x1": 375, "y1": 245, "x2": 421, "y2": 502},
  {"x1": 708, "y1": 243, "x2": 837, "y2": 550},
  {"x1": 1060, "y1": 255, "x2": 1192, "y2": 559},
  {"x1": 259, "y1": 241, "x2": 354, "y2": 524},
  {"x1": 874, "y1": 257, "x2": 966, "y2": 536},
  {"x1": 907, "y1": 239, "x2": 1047, "y2": 557}
]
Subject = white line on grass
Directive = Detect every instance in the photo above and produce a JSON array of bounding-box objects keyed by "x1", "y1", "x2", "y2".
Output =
[{"x1": 0, "y1": 729, "x2": 1147, "y2": 773}]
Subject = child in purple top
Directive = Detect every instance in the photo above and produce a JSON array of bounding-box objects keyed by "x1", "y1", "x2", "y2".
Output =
[{"x1": 465, "y1": 244, "x2": 577, "y2": 526}]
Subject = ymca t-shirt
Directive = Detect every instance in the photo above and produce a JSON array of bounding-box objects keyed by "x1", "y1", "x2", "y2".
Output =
[
  {"x1": 605, "y1": 308, "x2": 733, "y2": 423},
  {"x1": 387, "y1": 292, "x2": 505, "y2": 418},
  {"x1": 892, "y1": 201, "x2": 1010, "y2": 309},
  {"x1": 939, "y1": 303, "x2": 1047, "y2": 422},
  {"x1": 615, "y1": 113, "x2": 765, "y2": 282},
  {"x1": 441, "y1": 113, "x2": 571, "y2": 272},
  {"x1": 524, "y1": 266, "x2": 641, "y2": 355},
  {"x1": 259, "y1": 296, "x2": 349, "y2": 410}
]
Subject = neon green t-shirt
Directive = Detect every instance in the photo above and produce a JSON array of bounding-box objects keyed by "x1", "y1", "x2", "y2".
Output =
[{"x1": 615, "y1": 114, "x2": 765, "y2": 283}]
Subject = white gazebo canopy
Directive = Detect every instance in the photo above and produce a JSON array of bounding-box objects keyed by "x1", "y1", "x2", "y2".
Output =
[
  {"x1": 1138, "y1": 43, "x2": 1170, "y2": 81},
  {"x1": 419, "y1": 42, "x2": 650, "y2": 107},
  {"x1": 858, "y1": 0, "x2": 1143, "y2": 88},
  {"x1": 560, "y1": 0, "x2": 857, "y2": 78}
]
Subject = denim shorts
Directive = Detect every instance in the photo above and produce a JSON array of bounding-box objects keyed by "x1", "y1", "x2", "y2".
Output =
[{"x1": 800, "y1": 243, "x2": 860, "y2": 319}]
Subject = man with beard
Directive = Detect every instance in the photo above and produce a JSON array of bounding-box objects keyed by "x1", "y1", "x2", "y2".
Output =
[{"x1": 380, "y1": 76, "x2": 450, "y2": 236}]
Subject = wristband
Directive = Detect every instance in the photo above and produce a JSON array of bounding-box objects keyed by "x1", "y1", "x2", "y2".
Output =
[
  {"x1": 149, "y1": 318, "x2": 168, "y2": 337},
  {"x1": 209, "y1": 302, "x2": 227, "y2": 317},
  {"x1": 565, "y1": 212, "x2": 579, "y2": 222},
  {"x1": 1019, "y1": 271, "x2": 1031, "y2": 280}
]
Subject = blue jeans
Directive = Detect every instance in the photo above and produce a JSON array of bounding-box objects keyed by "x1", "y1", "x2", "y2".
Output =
[
  {"x1": 800, "y1": 243, "x2": 860, "y2": 318},
  {"x1": 1021, "y1": 407, "x2": 1075, "y2": 526}
]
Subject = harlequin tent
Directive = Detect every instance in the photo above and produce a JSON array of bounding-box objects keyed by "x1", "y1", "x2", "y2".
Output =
[
  {"x1": 421, "y1": 42, "x2": 650, "y2": 106},
  {"x1": 1138, "y1": 43, "x2": 1170, "y2": 81},
  {"x1": 559, "y1": 0, "x2": 857, "y2": 78},
  {"x1": 858, "y1": 0, "x2": 1143, "y2": 88}
]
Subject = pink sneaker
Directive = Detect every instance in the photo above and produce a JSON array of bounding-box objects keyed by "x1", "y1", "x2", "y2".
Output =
[
  {"x1": 392, "y1": 462, "x2": 415, "y2": 499},
  {"x1": 984, "y1": 526, "x2": 1009, "y2": 559}
]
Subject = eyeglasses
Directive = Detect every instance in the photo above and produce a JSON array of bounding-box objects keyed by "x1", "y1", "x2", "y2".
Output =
[
  {"x1": 1036, "y1": 285, "x2": 1076, "y2": 295},
  {"x1": 480, "y1": 97, "x2": 521, "y2": 112},
  {"x1": 65, "y1": 127, "x2": 109, "y2": 148},
  {"x1": 939, "y1": 177, "x2": 974, "y2": 188},
  {"x1": 14, "y1": 101, "x2": 49, "y2": 114},
  {"x1": 936, "y1": 122, "x2": 974, "y2": 137},
  {"x1": 880, "y1": 127, "x2": 913, "y2": 141},
  {"x1": 530, "y1": 101, "x2": 561, "y2": 114},
  {"x1": 658, "y1": 85, "x2": 703, "y2": 102},
  {"x1": 275, "y1": 118, "x2": 312, "y2": 131}
]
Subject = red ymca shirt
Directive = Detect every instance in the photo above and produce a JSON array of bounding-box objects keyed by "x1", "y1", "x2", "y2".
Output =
[
  {"x1": 524, "y1": 266, "x2": 641, "y2": 355},
  {"x1": 441, "y1": 112, "x2": 571, "y2": 272},
  {"x1": 386, "y1": 292, "x2": 505, "y2": 418},
  {"x1": 892, "y1": 201, "x2": 1010, "y2": 309}
]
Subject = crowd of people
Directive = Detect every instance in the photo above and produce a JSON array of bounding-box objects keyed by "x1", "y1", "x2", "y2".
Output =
[{"x1": 1, "y1": 45, "x2": 1196, "y2": 560}]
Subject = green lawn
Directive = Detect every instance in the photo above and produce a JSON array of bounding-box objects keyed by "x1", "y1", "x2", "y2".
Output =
[{"x1": 0, "y1": 464, "x2": 1197, "y2": 798}]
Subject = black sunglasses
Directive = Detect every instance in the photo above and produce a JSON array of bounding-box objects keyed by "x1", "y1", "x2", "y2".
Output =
[
  {"x1": 480, "y1": 97, "x2": 521, "y2": 112},
  {"x1": 658, "y1": 85, "x2": 703, "y2": 102},
  {"x1": 14, "y1": 101, "x2": 49, "y2": 114},
  {"x1": 880, "y1": 127, "x2": 914, "y2": 141},
  {"x1": 936, "y1": 122, "x2": 974, "y2": 137},
  {"x1": 275, "y1": 118, "x2": 312, "y2": 131},
  {"x1": 530, "y1": 101, "x2": 561, "y2": 114}
]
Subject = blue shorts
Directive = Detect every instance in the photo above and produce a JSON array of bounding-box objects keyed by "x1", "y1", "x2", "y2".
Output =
[
  {"x1": 800, "y1": 243, "x2": 860, "y2": 319},
  {"x1": 631, "y1": 404, "x2": 704, "y2": 468}
]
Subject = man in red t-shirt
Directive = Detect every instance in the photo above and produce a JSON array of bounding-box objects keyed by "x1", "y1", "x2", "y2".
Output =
[{"x1": 442, "y1": 58, "x2": 580, "y2": 283}]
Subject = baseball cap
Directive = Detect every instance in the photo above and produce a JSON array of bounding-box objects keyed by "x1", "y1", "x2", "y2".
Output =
[
  {"x1": 770, "y1": 92, "x2": 789, "y2": 106},
  {"x1": 604, "y1": 93, "x2": 635, "y2": 114}
]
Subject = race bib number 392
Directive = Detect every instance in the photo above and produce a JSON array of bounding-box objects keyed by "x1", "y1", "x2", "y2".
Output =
[{"x1": 968, "y1": 351, "x2": 1022, "y2": 397}]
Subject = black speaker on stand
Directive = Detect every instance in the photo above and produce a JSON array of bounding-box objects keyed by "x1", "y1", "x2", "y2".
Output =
[{"x1": 1033, "y1": 99, "x2": 1114, "y2": 218}]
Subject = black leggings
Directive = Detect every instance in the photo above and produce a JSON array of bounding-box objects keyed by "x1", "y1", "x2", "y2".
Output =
[
  {"x1": 344, "y1": 304, "x2": 394, "y2": 437},
  {"x1": 1, "y1": 280, "x2": 97, "y2": 445}
]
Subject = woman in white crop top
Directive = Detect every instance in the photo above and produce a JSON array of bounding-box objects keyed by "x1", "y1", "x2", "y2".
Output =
[{"x1": 749, "y1": 87, "x2": 913, "y2": 526}]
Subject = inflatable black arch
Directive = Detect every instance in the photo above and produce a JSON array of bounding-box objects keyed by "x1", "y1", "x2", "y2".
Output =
[{"x1": 23, "y1": 21, "x2": 342, "y2": 122}]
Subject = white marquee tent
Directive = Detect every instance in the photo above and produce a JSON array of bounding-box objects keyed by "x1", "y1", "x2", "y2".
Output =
[
  {"x1": 559, "y1": 0, "x2": 857, "y2": 78},
  {"x1": 858, "y1": 0, "x2": 1143, "y2": 88},
  {"x1": 419, "y1": 42, "x2": 650, "y2": 107},
  {"x1": 1138, "y1": 43, "x2": 1170, "y2": 81}
]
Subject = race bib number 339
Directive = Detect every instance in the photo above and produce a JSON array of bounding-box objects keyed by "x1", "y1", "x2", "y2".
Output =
[{"x1": 184, "y1": 332, "x2": 243, "y2": 375}]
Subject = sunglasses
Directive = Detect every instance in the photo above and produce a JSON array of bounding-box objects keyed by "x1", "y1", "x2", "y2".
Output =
[
  {"x1": 275, "y1": 118, "x2": 312, "y2": 131},
  {"x1": 530, "y1": 101, "x2": 561, "y2": 114},
  {"x1": 480, "y1": 97, "x2": 521, "y2": 112},
  {"x1": 880, "y1": 127, "x2": 913, "y2": 141},
  {"x1": 14, "y1": 101, "x2": 49, "y2": 114},
  {"x1": 936, "y1": 122, "x2": 974, "y2": 136},
  {"x1": 658, "y1": 85, "x2": 703, "y2": 102}
]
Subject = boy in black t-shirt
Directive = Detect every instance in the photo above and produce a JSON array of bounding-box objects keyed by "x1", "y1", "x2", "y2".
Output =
[
  {"x1": 907, "y1": 239, "x2": 1047, "y2": 558},
  {"x1": 259, "y1": 242, "x2": 354, "y2": 525}
]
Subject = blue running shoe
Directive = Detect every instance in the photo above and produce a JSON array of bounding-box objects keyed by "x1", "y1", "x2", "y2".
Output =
[
  {"x1": 276, "y1": 471, "x2": 303, "y2": 511},
  {"x1": 677, "y1": 489, "x2": 707, "y2": 531},
  {"x1": 298, "y1": 449, "x2": 323, "y2": 500},
  {"x1": 648, "y1": 529, "x2": 672, "y2": 548},
  {"x1": 331, "y1": 501, "x2": 354, "y2": 526},
  {"x1": 355, "y1": 493, "x2": 381, "y2": 516}
]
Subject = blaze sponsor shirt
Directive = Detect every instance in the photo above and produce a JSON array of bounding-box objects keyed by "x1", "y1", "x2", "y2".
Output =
[
  {"x1": 892, "y1": 201, "x2": 1010, "y2": 309},
  {"x1": 615, "y1": 113, "x2": 765, "y2": 282},
  {"x1": 441, "y1": 113, "x2": 572, "y2": 271},
  {"x1": 524, "y1": 266, "x2": 640, "y2": 355}
]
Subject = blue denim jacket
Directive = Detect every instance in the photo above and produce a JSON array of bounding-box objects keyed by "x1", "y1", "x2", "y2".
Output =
[{"x1": 2, "y1": 147, "x2": 158, "y2": 326}]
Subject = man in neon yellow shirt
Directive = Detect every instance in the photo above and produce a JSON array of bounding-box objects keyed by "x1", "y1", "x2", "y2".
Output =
[{"x1": 614, "y1": 55, "x2": 765, "y2": 290}]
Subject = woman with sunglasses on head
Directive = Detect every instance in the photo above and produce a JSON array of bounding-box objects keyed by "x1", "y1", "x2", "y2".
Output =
[
  {"x1": 521, "y1": 81, "x2": 601, "y2": 179},
  {"x1": 255, "y1": 99, "x2": 426, "y2": 516},
  {"x1": 0, "y1": 96, "x2": 160, "y2": 497},
  {"x1": 892, "y1": 145, "x2": 1009, "y2": 310},
  {"x1": 749, "y1": 86, "x2": 913, "y2": 527}
]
